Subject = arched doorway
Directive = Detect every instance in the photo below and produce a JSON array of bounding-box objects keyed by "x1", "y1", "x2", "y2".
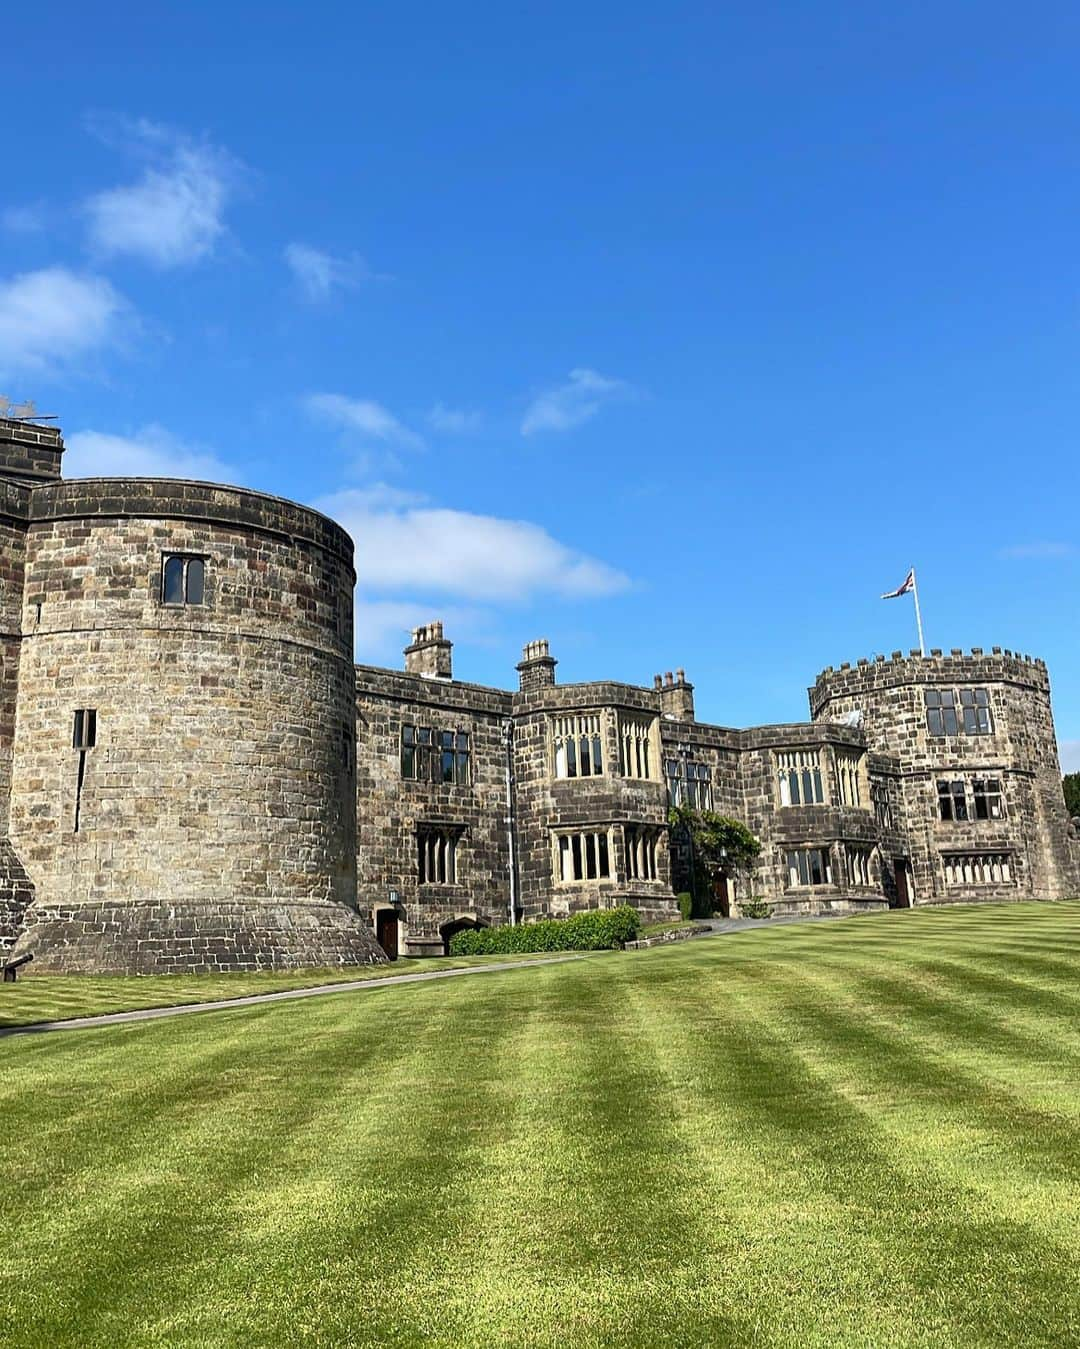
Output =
[
  {"x1": 439, "y1": 915, "x2": 486, "y2": 956},
  {"x1": 375, "y1": 908, "x2": 400, "y2": 960}
]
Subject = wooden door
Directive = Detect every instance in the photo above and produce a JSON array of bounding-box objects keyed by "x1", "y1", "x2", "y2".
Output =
[{"x1": 376, "y1": 909, "x2": 399, "y2": 960}]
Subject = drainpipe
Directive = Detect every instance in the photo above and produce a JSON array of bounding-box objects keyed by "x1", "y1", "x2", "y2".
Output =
[{"x1": 503, "y1": 718, "x2": 518, "y2": 925}]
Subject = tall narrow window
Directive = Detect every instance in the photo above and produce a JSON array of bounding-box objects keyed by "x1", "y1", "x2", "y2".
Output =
[
  {"x1": 417, "y1": 827, "x2": 459, "y2": 884},
  {"x1": 619, "y1": 713, "x2": 656, "y2": 779},
  {"x1": 785, "y1": 847, "x2": 833, "y2": 887},
  {"x1": 72, "y1": 708, "x2": 97, "y2": 833},
  {"x1": 835, "y1": 750, "x2": 864, "y2": 807},
  {"x1": 625, "y1": 825, "x2": 660, "y2": 881},
  {"x1": 776, "y1": 750, "x2": 825, "y2": 806},
  {"x1": 555, "y1": 829, "x2": 612, "y2": 882},
  {"x1": 552, "y1": 714, "x2": 604, "y2": 779},
  {"x1": 845, "y1": 845, "x2": 873, "y2": 886},
  {"x1": 161, "y1": 554, "x2": 206, "y2": 606}
]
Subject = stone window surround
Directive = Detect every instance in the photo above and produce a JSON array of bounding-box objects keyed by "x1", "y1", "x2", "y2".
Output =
[
  {"x1": 942, "y1": 850, "x2": 1014, "y2": 887},
  {"x1": 936, "y1": 776, "x2": 1009, "y2": 823},
  {"x1": 551, "y1": 712, "x2": 605, "y2": 780},
  {"x1": 401, "y1": 724, "x2": 471, "y2": 786},
  {"x1": 625, "y1": 823, "x2": 662, "y2": 882},
  {"x1": 784, "y1": 845, "x2": 834, "y2": 888},
  {"x1": 160, "y1": 552, "x2": 207, "y2": 607},
  {"x1": 925, "y1": 686, "x2": 994, "y2": 737},
  {"x1": 776, "y1": 748, "x2": 826, "y2": 807},
  {"x1": 844, "y1": 843, "x2": 874, "y2": 887},
  {"x1": 665, "y1": 755, "x2": 713, "y2": 810},
  {"x1": 552, "y1": 827, "x2": 613, "y2": 884},
  {"x1": 618, "y1": 711, "x2": 659, "y2": 781},
  {"x1": 416, "y1": 823, "x2": 465, "y2": 886}
]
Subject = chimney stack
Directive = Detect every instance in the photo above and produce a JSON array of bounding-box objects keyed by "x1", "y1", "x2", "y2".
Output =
[
  {"x1": 517, "y1": 638, "x2": 557, "y2": 693},
  {"x1": 404, "y1": 621, "x2": 453, "y2": 679},
  {"x1": 656, "y1": 667, "x2": 694, "y2": 722}
]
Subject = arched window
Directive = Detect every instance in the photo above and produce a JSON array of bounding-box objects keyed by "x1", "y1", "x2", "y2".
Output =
[
  {"x1": 161, "y1": 555, "x2": 206, "y2": 606},
  {"x1": 185, "y1": 557, "x2": 204, "y2": 605},
  {"x1": 162, "y1": 555, "x2": 185, "y2": 605}
]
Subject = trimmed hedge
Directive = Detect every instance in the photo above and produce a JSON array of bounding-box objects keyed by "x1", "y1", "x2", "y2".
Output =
[{"x1": 449, "y1": 906, "x2": 641, "y2": 956}]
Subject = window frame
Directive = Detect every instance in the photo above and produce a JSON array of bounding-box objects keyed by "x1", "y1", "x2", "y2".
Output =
[
  {"x1": 925, "y1": 687, "x2": 993, "y2": 738},
  {"x1": 416, "y1": 825, "x2": 462, "y2": 885},
  {"x1": 72, "y1": 708, "x2": 97, "y2": 750},
  {"x1": 160, "y1": 553, "x2": 207, "y2": 607},
  {"x1": 551, "y1": 713, "x2": 605, "y2": 780},
  {"x1": 553, "y1": 828, "x2": 613, "y2": 884},
  {"x1": 784, "y1": 846, "x2": 834, "y2": 888},
  {"x1": 937, "y1": 779, "x2": 969, "y2": 822},
  {"x1": 401, "y1": 724, "x2": 470, "y2": 785}
]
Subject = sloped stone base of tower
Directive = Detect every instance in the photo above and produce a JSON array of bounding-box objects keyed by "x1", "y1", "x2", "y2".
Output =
[
  {"x1": 0, "y1": 840, "x2": 35, "y2": 954},
  {"x1": 10, "y1": 897, "x2": 388, "y2": 974}
]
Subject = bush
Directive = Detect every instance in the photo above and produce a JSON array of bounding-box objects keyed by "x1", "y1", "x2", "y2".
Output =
[
  {"x1": 449, "y1": 906, "x2": 641, "y2": 956},
  {"x1": 677, "y1": 892, "x2": 693, "y2": 922},
  {"x1": 739, "y1": 897, "x2": 771, "y2": 920}
]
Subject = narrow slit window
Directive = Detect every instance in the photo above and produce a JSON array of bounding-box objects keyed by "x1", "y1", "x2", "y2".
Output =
[{"x1": 72, "y1": 708, "x2": 97, "y2": 750}]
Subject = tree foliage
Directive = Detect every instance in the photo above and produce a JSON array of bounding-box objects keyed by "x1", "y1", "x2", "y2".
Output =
[
  {"x1": 1064, "y1": 772, "x2": 1080, "y2": 819},
  {"x1": 668, "y1": 805, "x2": 762, "y2": 879}
]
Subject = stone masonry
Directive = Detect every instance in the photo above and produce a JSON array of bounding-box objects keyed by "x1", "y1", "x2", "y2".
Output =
[{"x1": 1, "y1": 412, "x2": 1077, "y2": 970}]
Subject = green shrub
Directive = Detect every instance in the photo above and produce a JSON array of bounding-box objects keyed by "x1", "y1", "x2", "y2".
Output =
[
  {"x1": 677, "y1": 892, "x2": 693, "y2": 922},
  {"x1": 739, "y1": 897, "x2": 771, "y2": 920},
  {"x1": 449, "y1": 906, "x2": 641, "y2": 956}
]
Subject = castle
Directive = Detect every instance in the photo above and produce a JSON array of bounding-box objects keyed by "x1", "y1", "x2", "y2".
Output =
[{"x1": 1, "y1": 415, "x2": 1077, "y2": 972}]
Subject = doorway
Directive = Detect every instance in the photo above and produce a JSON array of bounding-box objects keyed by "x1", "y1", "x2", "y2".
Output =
[
  {"x1": 894, "y1": 859, "x2": 913, "y2": 909},
  {"x1": 376, "y1": 908, "x2": 399, "y2": 960}
]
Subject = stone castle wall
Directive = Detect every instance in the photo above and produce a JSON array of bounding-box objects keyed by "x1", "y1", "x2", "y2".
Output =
[
  {"x1": 810, "y1": 648, "x2": 1080, "y2": 904},
  {"x1": 3, "y1": 463, "x2": 383, "y2": 971}
]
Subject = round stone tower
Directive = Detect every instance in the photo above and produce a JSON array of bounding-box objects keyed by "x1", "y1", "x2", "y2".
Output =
[
  {"x1": 7, "y1": 473, "x2": 384, "y2": 972},
  {"x1": 809, "y1": 647, "x2": 1080, "y2": 903}
]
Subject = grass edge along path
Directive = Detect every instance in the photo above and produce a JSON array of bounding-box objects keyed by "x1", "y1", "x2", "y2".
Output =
[{"x1": 0, "y1": 951, "x2": 602, "y2": 1035}]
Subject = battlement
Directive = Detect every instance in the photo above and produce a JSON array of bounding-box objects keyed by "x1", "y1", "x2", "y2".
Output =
[
  {"x1": 0, "y1": 417, "x2": 65, "y2": 485},
  {"x1": 810, "y1": 646, "x2": 1052, "y2": 723}
]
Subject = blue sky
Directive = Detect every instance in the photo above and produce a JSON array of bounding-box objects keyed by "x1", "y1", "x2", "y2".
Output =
[{"x1": 2, "y1": 3, "x2": 1079, "y2": 768}]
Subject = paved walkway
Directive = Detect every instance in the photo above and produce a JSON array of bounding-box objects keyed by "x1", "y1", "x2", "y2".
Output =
[
  {"x1": 0, "y1": 953, "x2": 598, "y2": 1039},
  {"x1": 2, "y1": 908, "x2": 881, "y2": 1040}
]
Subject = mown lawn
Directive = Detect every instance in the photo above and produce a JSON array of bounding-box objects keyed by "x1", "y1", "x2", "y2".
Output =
[
  {"x1": 0, "y1": 953, "x2": 573, "y2": 1028},
  {"x1": 2, "y1": 902, "x2": 1078, "y2": 1347}
]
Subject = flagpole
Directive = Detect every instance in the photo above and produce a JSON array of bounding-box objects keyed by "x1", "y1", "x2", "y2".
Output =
[{"x1": 911, "y1": 566, "x2": 925, "y2": 655}]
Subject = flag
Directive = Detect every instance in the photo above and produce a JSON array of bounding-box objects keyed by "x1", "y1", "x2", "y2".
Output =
[{"x1": 881, "y1": 569, "x2": 915, "y2": 600}]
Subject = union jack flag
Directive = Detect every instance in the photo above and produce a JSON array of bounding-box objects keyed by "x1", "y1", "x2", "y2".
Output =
[{"x1": 881, "y1": 569, "x2": 915, "y2": 600}]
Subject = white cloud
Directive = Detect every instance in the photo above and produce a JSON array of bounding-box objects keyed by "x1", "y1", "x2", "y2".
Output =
[
  {"x1": 0, "y1": 267, "x2": 127, "y2": 378},
  {"x1": 427, "y1": 402, "x2": 482, "y2": 433},
  {"x1": 64, "y1": 425, "x2": 237, "y2": 482},
  {"x1": 304, "y1": 393, "x2": 423, "y2": 450},
  {"x1": 318, "y1": 487, "x2": 629, "y2": 602},
  {"x1": 84, "y1": 120, "x2": 241, "y2": 268},
  {"x1": 1061, "y1": 741, "x2": 1080, "y2": 774},
  {"x1": 353, "y1": 599, "x2": 490, "y2": 664},
  {"x1": 998, "y1": 542, "x2": 1076, "y2": 560},
  {"x1": 521, "y1": 367, "x2": 631, "y2": 436},
  {"x1": 284, "y1": 243, "x2": 377, "y2": 302}
]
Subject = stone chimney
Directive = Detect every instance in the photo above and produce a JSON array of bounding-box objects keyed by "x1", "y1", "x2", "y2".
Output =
[
  {"x1": 0, "y1": 415, "x2": 65, "y2": 484},
  {"x1": 656, "y1": 668, "x2": 695, "y2": 722},
  {"x1": 517, "y1": 638, "x2": 557, "y2": 693},
  {"x1": 404, "y1": 621, "x2": 453, "y2": 679}
]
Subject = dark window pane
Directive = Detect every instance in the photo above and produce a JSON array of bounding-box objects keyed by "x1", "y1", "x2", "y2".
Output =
[
  {"x1": 943, "y1": 708, "x2": 958, "y2": 735},
  {"x1": 585, "y1": 834, "x2": 597, "y2": 879},
  {"x1": 403, "y1": 726, "x2": 415, "y2": 746},
  {"x1": 185, "y1": 558, "x2": 204, "y2": 604},
  {"x1": 442, "y1": 750, "x2": 455, "y2": 782},
  {"x1": 592, "y1": 735, "x2": 603, "y2": 775},
  {"x1": 571, "y1": 834, "x2": 583, "y2": 879},
  {"x1": 566, "y1": 737, "x2": 577, "y2": 777},
  {"x1": 402, "y1": 746, "x2": 415, "y2": 778},
  {"x1": 163, "y1": 556, "x2": 184, "y2": 604},
  {"x1": 598, "y1": 833, "x2": 610, "y2": 877}
]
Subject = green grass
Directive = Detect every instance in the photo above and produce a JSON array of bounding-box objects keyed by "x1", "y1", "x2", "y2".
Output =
[
  {"x1": 2, "y1": 902, "x2": 1079, "y2": 1347},
  {"x1": 0, "y1": 953, "x2": 573, "y2": 1028}
]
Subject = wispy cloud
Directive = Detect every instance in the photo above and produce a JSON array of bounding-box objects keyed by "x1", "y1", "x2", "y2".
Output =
[
  {"x1": 521, "y1": 367, "x2": 632, "y2": 436},
  {"x1": 83, "y1": 118, "x2": 243, "y2": 268},
  {"x1": 304, "y1": 393, "x2": 424, "y2": 451},
  {"x1": 283, "y1": 243, "x2": 381, "y2": 302},
  {"x1": 427, "y1": 402, "x2": 482, "y2": 433},
  {"x1": 0, "y1": 266, "x2": 129, "y2": 379},
  {"x1": 353, "y1": 599, "x2": 492, "y2": 665},
  {"x1": 64, "y1": 425, "x2": 239, "y2": 483},
  {"x1": 317, "y1": 486, "x2": 630, "y2": 603},
  {"x1": 998, "y1": 542, "x2": 1076, "y2": 560}
]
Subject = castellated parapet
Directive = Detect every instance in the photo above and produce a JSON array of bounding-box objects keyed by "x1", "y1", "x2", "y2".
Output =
[
  {"x1": 810, "y1": 648, "x2": 1078, "y2": 904},
  {"x1": 1, "y1": 418, "x2": 384, "y2": 971}
]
